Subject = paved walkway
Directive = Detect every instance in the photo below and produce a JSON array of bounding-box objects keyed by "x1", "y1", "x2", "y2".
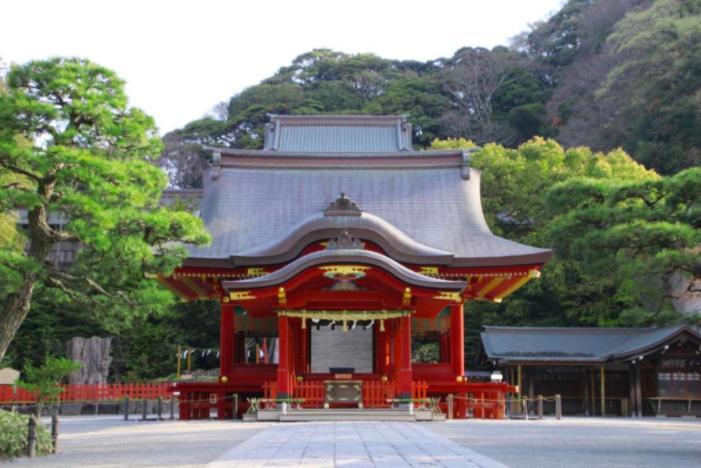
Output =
[
  {"x1": 11, "y1": 416, "x2": 700, "y2": 467},
  {"x1": 207, "y1": 421, "x2": 506, "y2": 468}
]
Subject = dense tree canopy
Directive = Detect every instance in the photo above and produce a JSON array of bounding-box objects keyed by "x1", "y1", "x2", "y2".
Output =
[
  {"x1": 161, "y1": 0, "x2": 700, "y2": 186},
  {"x1": 429, "y1": 137, "x2": 699, "y2": 364},
  {"x1": 0, "y1": 58, "x2": 209, "y2": 359},
  {"x1": 546, "y1": 167, "x2": 701, "y2": 324},
  {"x1": 7, "y1": 0, "x2": 701, "y2": 379}
]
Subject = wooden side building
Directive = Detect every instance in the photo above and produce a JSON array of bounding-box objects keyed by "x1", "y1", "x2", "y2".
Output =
[{"x1": 481, "y1": 325, "x2": 701, "y2": 417}]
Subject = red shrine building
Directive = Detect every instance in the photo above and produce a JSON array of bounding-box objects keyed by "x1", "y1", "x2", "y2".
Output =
[{"x1": 158, "y1": 115, "x2": 552, "y2": 420}]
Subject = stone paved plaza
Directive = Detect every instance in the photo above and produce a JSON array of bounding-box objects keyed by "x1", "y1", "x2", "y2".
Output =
[
  {"x1": 207, "y1": 421, "x2": 504, "y2": 467},
  {"x1": 9, "y1": 415, "x2": 701, "y2": 467}
]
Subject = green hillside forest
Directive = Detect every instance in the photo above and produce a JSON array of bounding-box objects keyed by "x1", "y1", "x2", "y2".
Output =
[{"x1": 3, "y1": 0, "x2": 700, "y2": 379}]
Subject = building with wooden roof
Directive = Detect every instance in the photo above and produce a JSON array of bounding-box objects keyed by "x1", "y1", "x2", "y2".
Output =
[
  {"x1": 159, "y1": 115, "x2": 551, "y2": 420},
  {"x1": 481, "y1": 325, "x2": 701, "y2": 417}
]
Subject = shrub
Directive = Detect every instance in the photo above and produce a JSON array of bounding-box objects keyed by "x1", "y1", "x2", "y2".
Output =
[
  {"x1": 0, "y1": 410, "x2": 51, "y2": 460},
  {"x1": 19, "y1": 357, "x2": 81, "y2": 416}
]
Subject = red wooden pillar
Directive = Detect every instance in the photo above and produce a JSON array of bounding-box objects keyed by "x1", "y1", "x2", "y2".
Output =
[
  {"x1": 450, "y1": 303, "x2": 465, "y2": 378},
  {"x1": 220, "y1": 303, "x2": 235, "y2": 377},
  {"x1": 450, "y1": 303, "x2": 467, "y2": 418},
  {"x1": 300, "y1": 319, "x2": 309, "y2": 374},
  {"x1": 374, "y1": 325, "x2": 386, "y2": 375},
  {"x1": 277, "y1": 315, "x2": 291, "y2": 398},
  {"x1": 396, "y1": 316, "x2": 413, "y2": 399},
  {"x1": 294, "y1": 318, "x2": 309, "y2": 375},
  {"x1": 439, "y1": 333, "x2": 449, "y2": 363}
]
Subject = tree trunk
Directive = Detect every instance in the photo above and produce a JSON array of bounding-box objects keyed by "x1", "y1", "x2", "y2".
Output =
[
  {"x1": 0, "y1": 200, "x2": 55, "y2": 360},
  {"x1": 0, "y1": 272, "x2": 38, "y2": 360}
]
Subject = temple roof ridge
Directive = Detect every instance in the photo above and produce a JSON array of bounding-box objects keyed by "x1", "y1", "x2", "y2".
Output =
[{"x1": 262, "y1": 114, "x2": 413, "y2": 153}]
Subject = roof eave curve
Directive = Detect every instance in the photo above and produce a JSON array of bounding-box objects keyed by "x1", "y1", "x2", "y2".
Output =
[
  {"x1": 231, "y1": 211, "x2": 455, "y2": 267},
  {"x1": 222, "y1": 250, "x2": 467, "y2": 291}
]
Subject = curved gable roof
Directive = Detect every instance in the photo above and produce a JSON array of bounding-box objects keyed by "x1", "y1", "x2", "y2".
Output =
[
  {"x1": 186, "y1": 157, "x2": 551, "y2": 268},
  {"x1": 231, "y1": 211, "x2": 454, "y2": 266},
  {"x1": 223, "y1": 249, "x2": 467, "y2": 291}
]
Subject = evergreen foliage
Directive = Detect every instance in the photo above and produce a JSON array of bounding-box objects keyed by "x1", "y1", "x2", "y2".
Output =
[
  {"x1": 5, "y1": 1, "x2": 701, "y2": 379},
  {"x1": 18, "y1": 357, "x2": 81, "y2": 416},
  {"x1": 0, "y1": 58, "x2": 210, "y2": 360},
  {"x1": 162, "y1": 0, "x2": 700, "y2": 184}
]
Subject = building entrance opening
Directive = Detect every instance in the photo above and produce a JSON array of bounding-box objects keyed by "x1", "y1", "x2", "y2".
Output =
[{"x1": 311, "y1": 321, "x2": 373, "y2": 373}]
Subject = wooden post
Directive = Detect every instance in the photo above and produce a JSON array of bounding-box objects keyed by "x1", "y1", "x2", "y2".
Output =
[
  {"x1": 157, "y1": 397, "x2": 163, "y2": 420},
  {"x1": 522, "y1": 397, "x2": 529, "y2": 420},
  {"x1": 450, "y1": 304, "x2": 465, "y2": 379},
  {"x1": 555, "y1": 394, "x2": 562, "y2": 420},
  {"x1": 537, "y1": 395, "x2": 543, "y2": 419},
  {"x1": 583, "y1": 371, "x2": 590, "y2": 416},
  {"x1": 123, "y1": 397, "x2": 129, "y2": 421},
  {"x1": 621, "y1": 398, "x2": 628, "y2": 417},
  {"x1": 590, "y1": 368, "x2": 596, "y2": 415},
  {"x1": 51, "y1": 414, "x2": 59, "y2": 454},
  {"x1": 176, "y1": 345, "x2": 182, "y2": 379},
  {"x1": 27, "y1": 416, "x2": 37, "y2": 458},
  {"x1": 439, "y1": 333, "x2": 449, "y2": 362},
  {"x1": 396, "y1": 316, "x2": 413, "y2": 399},
  {"x1": 517, "y1": 365, "x2": 522, "y2": 413},
  {"x1": 141, "y1": 399, "x2": 148, "y2": 421},
  {"x1": 170, "y1": 396, "x2": 176, "y2": 420},
  {"x1": 447, "y1": 394, "x2": 454, "y2": 420},
  {"x1": 628, "y1": 365, "x2": 636, "y2": 417},
  {"x1": 600, "y1": 365, "x2": 606, "y2": 417},
  {"x1": 635, "y1": 364, "x2": 642, "y2": 418},
  {"x1": 277, "y1": 314, "x2": 291, "y2": 398},
  {"x1": 220, "y1": 303, "x2": 235, "y2": 377}
]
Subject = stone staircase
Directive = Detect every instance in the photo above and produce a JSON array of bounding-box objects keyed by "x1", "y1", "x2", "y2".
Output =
[{"x1": 250, "y1": 407, "x2": 445, "y2": 422}]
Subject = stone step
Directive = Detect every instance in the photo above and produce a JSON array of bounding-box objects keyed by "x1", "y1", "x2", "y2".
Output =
[
  {"x1": 280, "y1": 412, "x2": 417, "y2": 422},
  {"x1": 255, "y1": 407, "x2": 444, "y2": 422}
]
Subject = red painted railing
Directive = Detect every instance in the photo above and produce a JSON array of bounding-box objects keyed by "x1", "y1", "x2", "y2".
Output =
[
  {"x1": 411, "y1": 381, "x2": 428, "y2": 401},
  {"x1": 262, "y1": 381, "x2": 277, "y2": 406},
  {"x1": 362, "y1": 380, "x2": 395, "y2": 407},
  {"x1": 0, "y1": 383, "x2": 173, "y2": 404},
  {"x1": 261, "y1": 379, "x2": 427, "y2": 409},
  {"x1": 294, "y1": 381, "x2": 325, "y2": 407}
]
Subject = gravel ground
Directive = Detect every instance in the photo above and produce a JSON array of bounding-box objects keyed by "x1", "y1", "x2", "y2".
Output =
[
  {"x1": 428, "y1": 417, "x2": 701, "y2": 468},
  {"x1": 4, "y1": 415, "x2": 700, "y2": 467},
  {"x1": 5, "y1": 415, "x2": 269, "y2": 467}
]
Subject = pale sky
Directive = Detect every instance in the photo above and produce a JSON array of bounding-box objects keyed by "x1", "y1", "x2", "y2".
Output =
[{"x1": 2, "y1": 0, "x2": 563, "y2": 134}]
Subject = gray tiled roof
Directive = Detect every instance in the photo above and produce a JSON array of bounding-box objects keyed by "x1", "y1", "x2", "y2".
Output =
[
  {"x1": 264, "y1": 115, "x2": 412, "y2": 152},
  {"x1": 187, "y1": 164, "x2": 551, "y2": 266},
  {"x1": 481, "y1": 325, "x2": 701, "y2": 363}
]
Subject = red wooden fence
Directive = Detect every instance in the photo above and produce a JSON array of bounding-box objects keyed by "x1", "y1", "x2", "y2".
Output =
[
  {"x1": 261, "y1": 380, "x2": 426, "y2": 409},
  {"x1": 362, "y1": 380, "x2": 395, "y2": 407},
  {"x1": 411, "y1": 381, "x2": 428, "y2": 401},
  {"x1": 294, "y1": 381, "x2": 325, "y2": 407},
  {"x1": 0, "y1": 383, "x2": 173, "y2": 404}
]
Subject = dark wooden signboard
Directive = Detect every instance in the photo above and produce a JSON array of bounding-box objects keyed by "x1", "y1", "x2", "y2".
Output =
[{"x1": 324, "y1": 380, "x2": 363, "y2": 408}]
